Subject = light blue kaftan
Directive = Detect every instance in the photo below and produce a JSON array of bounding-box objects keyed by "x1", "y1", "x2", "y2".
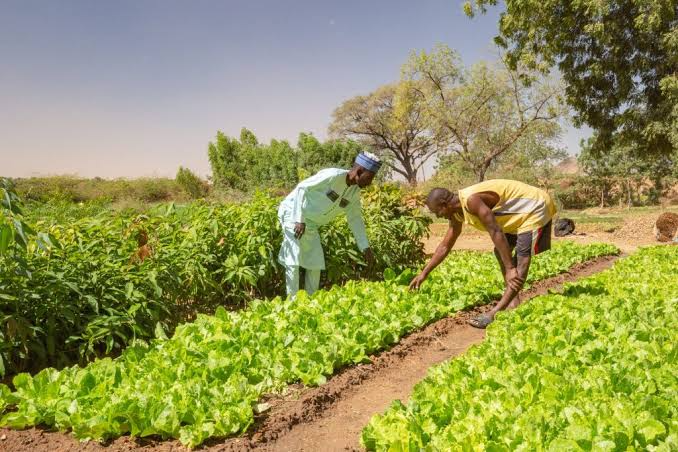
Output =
[{"x1": 278, "y1": 168, "x2": 369, "y2": 271}]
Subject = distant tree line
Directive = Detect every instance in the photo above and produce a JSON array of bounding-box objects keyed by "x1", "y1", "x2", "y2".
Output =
[
  {"x1": 566, "y1": 137, "x2": 678, "y2": 208},
  {"x1": 207, "y1": 128, "x2": 366, "y2": 192},
  {"x1": 206, "y1": 0, "x2": 677, "y2": 205}
]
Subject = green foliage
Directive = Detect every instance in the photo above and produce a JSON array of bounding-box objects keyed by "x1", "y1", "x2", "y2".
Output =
[
  {"x1": 0, "y1": 186, "x2": 430, "y2": 376},
  {"x1": 0, "y1": 242, "x2": 617, "y2": 447},
  {"x1": 403, "y1": 44, "x2": 565, "y2": 182},
  {"x1": 465, "y1": 0, "x2": 678, "y2": 157},
  {"x1": 551, "y1": 175, "x2": 605, "y2": 210},
  {"x1": 11, "y1": 176, "x2": 184, "y2": 204},
  {"x1": 329, "y1": 81, "x2": 435, "y2": 185},
  {"x1": 21, "y1": 199, "x2": 113, "y2": 225},
  {"x1": 420, "y1": 154, "x2": 478, "y2": 196},
  {"x1": 207, "y1": 128, "x2": 362, "y2": 192},
  {"x1": 0, "y1": 178, "x2": 59, "y2": 278},
  {"x1": 485, "y1": 136, "x2": 567, "y2": 188},
  {"x1": 578, "y1": 135, "x2": 678, "y2": 207},
  {"x1": 175, "y1": 167, "x2": 208, "y2": 199},
  {"x1": 296, "y1": 133, "x2": 361, "y2": 177},
  {"x1": 362, "y1": 246, "x2": 676, "y2": 450},
  {"x1": 207, "y1": 131, "x2": 247, "y2": 190},
  {"x1": 322, "y1": 184, "x2": 431, "y2": 283},
  {"x1": 427, "y1": 139, "x2": 566, "y2": 195}
]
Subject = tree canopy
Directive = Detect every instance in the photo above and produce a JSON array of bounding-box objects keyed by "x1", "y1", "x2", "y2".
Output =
[
  {"x1": 464, "y1": 0, "x2": 678, "y2": 156},
  {"x1": 207, "y1": 129, "x2": 363, "y2": 192},
  {"x1": 329, "y1": 81, "x2": 441, "y2": 185},
  {"x1": 404, "y1": 44, "x2": 565, "y2": 182}
]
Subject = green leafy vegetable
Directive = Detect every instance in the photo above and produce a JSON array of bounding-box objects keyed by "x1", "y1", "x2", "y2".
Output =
[
  {"x1": 362, "y1": 246, "x2": 676, "y2": 451},
  {"x1": 0, "y1": 242, "x2": 617, "y2": 447},
  {"x1": 0, "y1": 186, "x2": 430, "y2": 376}
]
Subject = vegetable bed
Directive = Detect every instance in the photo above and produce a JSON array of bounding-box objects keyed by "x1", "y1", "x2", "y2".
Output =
[
  {"x1": 0, "y1": 242, "x2": 617, "y2": 447},
  {"x1": 362, "y1": 246, "x2": 677, "y2": 451}
]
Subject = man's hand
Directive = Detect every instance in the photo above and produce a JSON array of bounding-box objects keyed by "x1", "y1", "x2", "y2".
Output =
[
  {"x1": 294, "y1": 222, "x2": 306, "y2": 239},
  {"x1": 505, "y1": 267, "x2": 524, "y2": 292},
  {"x1": 409, "y1": 273, "x2": 427, "y2": 291}
]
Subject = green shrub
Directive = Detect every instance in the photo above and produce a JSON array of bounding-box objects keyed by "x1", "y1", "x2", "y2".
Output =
[
  {"x1": 175, "y1": 167, "x2": 208, "y2": 199},
  {"x1": 0, "y1": 185, "x2": 430, "y2": 376},
  {"x1": 12, "y1": 176, "x2": 183, "y2": 204}
]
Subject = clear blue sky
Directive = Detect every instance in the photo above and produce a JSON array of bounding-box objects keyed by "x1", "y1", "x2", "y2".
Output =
[{"x1": 0, "y1": 0, "x2": 589, "y2": 179}]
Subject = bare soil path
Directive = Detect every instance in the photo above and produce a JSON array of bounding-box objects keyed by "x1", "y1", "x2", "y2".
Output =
[{"x1": 0, "y1": 256, "x2": 618, "y2": 452}]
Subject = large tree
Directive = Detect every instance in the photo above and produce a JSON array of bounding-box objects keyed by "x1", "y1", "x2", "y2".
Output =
[
  {"x1": 329, "y1": 81, "x2": 442, "y2": 186},
  {"x1": 464, "y1": 0, "x2": 678, "y2": 156},
  {"x1": 405, "y1": 44, "x2": 565, "y2": 182}
]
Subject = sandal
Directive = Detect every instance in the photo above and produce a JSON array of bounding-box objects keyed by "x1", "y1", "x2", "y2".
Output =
[{"x1": 468, "y1": 315, "x2": 493, "y2": 329}]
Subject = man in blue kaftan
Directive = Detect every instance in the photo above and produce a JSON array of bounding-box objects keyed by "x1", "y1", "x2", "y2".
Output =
[{"x1": 278, "y1": 152, "x2": 382, "y2": 297}]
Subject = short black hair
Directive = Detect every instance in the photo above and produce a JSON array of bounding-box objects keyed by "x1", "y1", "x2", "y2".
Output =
[{"x1": 426, "y1": 187, "x2": 453, "y2": 207}]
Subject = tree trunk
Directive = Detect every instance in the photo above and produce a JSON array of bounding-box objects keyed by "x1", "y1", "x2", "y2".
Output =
[
  {"x1": 626, "y1": 178, "x2": 632, "y2": 209},
  {"x1": 398, "y1": 155, "x2": 418, "y2": 187},
  {"x1": 477, "y1": 163, "x2": 489, "y2": 182},
  {"x1": 652, "y1": 175, "x2": 663, "y2": 204}
]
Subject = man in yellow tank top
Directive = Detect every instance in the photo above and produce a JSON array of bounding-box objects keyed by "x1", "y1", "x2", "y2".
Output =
[{"x1": 409, "y1": 179, "x2": 557, "y2": 328}]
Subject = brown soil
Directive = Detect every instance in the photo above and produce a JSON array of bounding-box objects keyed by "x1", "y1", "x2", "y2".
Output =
[{"x1": 0, "y1": 256, "x2": 618, "y2": 452}]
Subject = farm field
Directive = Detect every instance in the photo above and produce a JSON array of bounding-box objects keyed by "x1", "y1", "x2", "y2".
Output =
[
  {"x1": 0, "y1": 241, "x2": 618, "y2": 449},
  {"x1": 0, "y1": 185, "x2": 430, "y2": 377},
  {"x1": 2, "y1": 181, "x2": 676, "y2": 452},
  {"x1": 363, "y1": 246, "x2": 677, "y2": 451},
  {"x1": 2, "y1": 0, "x2": 677, "y2": 449}
]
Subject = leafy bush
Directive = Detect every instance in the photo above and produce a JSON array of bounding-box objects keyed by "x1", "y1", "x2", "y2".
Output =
[
  {"x1": 175, "y1": 167, "x2": 208, "y2": 199},
  {"x1": 207, "y1": 128, "x2": 369, "y2": 192},
  {"x1": 362, "y1": 246, "x2": 676, "y2": 451},
  {"x1": 0, "y1": 242, "x2": 617, "y2": 447},
  {"x1": 0, "y1": 185, "x2": 430, "y2": 376},
  {"x1": 0, "y1": 178, "x2": 59, "y2": 277},
  {"x1": 296, "y1": 133, "x2": 360, "y2": 176},
  {"x1": 208, "y1": 129, "x2": 299, "y2": 191},
  {"x1": 12, "y1": 176, "x2": 183, "y2": 203},
  {"x1": 322, "y1": 184, "x2": 431, "y2": 285}
]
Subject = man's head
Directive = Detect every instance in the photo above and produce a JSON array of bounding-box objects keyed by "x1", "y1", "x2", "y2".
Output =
[
  {"x1": 349, "y1": 151, "x2": 382, "y2": 188},
  {"x1": 426, "y1": 187, "x2": 458, "y2": 219}
]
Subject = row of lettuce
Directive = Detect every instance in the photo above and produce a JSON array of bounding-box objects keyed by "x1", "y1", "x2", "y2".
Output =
[
  {"x1": 0, "y1": 241, "x2": 618, "y2": 447},
  {"x1": 362, "y1": 245, "x2": 677, "y2": 451},
  {"x1": 0, "y1": 182, "x2": 430, "y2": 376}
]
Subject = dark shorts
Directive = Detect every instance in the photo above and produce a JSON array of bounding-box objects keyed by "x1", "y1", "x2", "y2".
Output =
[{"x1": 505, "y1": 220, "x2": 552, "y2": 258}]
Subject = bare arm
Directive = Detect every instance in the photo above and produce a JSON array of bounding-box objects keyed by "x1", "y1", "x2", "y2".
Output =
[{"x1": 409, "y1": 219, "x2": 462, "y2": 289}]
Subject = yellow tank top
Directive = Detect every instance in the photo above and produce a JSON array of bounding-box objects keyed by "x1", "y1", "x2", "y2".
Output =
[{"x1": 457, "y1": 179, "x2": 557, "y2": 234}]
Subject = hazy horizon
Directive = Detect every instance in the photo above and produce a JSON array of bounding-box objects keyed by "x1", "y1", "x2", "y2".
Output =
[{"x1": 1, "y1": 0, "x2": 591, "y2": 180}]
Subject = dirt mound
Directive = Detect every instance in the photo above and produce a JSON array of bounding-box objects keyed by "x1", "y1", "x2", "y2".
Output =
[
  {"x1": 612, "y1": 215, "x2": 658, "y2": 241},
  {"x1": 653, "y1": 212, "x2": 678, "y2": 242}
]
